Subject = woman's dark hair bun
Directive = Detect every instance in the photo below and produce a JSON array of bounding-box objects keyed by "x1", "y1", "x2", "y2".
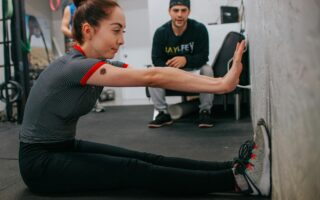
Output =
[{"x1": 73, "y1": 0, "x2": 86, "y2": 8}]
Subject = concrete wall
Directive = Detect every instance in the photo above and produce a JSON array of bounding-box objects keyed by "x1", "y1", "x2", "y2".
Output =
[
  {"x1": 245, "y1": 0, "x2": 320, "y2": 199},
  {"x1": 0, "y1": 0, "x2": 5, "y2": 111}
]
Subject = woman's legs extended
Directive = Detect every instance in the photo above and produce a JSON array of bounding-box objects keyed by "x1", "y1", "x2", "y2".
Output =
[
  {"x1": 75, "y1": 140, "x2": 233, "y2": 171},
  {"x1": 19, "y1": 140, "x2": 235, "y2": 194}
]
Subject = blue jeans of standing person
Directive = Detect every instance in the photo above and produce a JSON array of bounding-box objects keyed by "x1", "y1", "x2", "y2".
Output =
[{"x1": 19, "y1": 139, "x2": 235, "y2": 194}]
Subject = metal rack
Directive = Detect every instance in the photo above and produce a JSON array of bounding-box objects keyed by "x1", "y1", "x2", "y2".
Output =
[{"x1": 0, "y1": 0, "x2": 30, "y2": 123}]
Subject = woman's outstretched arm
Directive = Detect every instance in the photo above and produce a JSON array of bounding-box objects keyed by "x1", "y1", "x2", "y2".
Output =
[{"x1": 87, "y1": 40, "x2": 245, "y2": 95}]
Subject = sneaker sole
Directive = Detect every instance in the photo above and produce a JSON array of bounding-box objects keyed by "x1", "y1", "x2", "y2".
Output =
[
  {"x1": 258, "y1": 119, "x2": 271, "y2": 196},
  {"x1": 247, "y1": 119, "x2": 271, "y2": 196},
  {"x1": 198, "y1": 124, "x2": 214, "y2": 128},
  {"x1": 148, "y1": 121, "x2": 173, "y2": 128}
]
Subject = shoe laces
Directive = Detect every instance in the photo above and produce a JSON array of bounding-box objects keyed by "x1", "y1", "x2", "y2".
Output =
[
  {"x1": 156, "y1": 111, "x2": 165, "y2": 119},
  {"x1": 233, "y1": 140, "x2": 256, "y2": 174},
  {"x1": 199, "y1": 110, "x2": 211, "y2": 121},
  {"x1": 239, "y1": 140, "x2": 256, "y2": 161},
  {"x1": 200, "y1": 110, "x2": 210, "y2": 115}
]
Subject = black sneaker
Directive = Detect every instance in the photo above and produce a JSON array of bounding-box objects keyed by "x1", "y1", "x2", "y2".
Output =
[
  {"x1": 198, "y1": 110, "x2": 214, "y2": 128},
  {"x1": 148, "y1": 111, "x2": 173, "y2": 128}
]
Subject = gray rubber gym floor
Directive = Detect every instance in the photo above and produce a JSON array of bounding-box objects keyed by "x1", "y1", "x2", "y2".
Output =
[{"x1": 0, "y1": 105, "x2": 269, "y2": 200}]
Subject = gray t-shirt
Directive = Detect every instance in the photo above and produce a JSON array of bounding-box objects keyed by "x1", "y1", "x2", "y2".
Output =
[{"x1": 20, "y1": 47, "x2": 125, "y2": 143}]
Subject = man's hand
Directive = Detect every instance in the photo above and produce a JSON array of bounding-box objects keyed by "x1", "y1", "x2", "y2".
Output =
[{"x1": 166, "y1": 56, "x2": 187, "y2": 69}]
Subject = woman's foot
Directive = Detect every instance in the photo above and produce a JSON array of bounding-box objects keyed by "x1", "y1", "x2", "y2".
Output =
[{"x1": 234, "y1": 119, "x2": 271, "y2": 196}]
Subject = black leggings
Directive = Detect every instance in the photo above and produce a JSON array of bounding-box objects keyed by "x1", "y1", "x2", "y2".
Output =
[{"x1": 19, "y1": 140, "x2": 235, "y2": 194}]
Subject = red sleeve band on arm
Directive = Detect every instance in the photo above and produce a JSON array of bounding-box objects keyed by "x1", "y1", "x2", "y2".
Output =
[{"x1": 80, "y1": 61, "x2": 105, "y2": 86}]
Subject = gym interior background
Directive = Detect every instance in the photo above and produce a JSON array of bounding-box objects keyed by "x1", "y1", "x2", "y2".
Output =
[{"x1": 0, "y1": 0, "x2": 319, "y2": 200}]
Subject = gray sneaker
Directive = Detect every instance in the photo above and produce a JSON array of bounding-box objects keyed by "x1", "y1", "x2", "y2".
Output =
[{"x1": 234, "y1": 119, "x2": 271, "y2": 196}]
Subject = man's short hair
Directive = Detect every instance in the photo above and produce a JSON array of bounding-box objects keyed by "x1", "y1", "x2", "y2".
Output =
[{"x1": 169, "y1": 0, "x2": 190, "y2": 9}]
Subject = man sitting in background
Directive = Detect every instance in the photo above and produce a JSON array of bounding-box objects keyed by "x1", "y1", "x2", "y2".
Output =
[{"x1": 148, "y1": 0, "x2": 214, "y2": 128}]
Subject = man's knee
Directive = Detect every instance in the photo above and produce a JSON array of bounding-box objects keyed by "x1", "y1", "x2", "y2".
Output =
[
  {"x1": 200, "y1": 64, "x2": 213, "y2": 77},
  {"x1": 149, "y1": 87, "x2": 166, "y2": 94}
]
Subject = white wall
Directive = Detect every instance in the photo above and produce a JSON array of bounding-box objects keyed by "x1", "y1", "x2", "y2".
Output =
[{"x1": 116, "y1": 0, "x2": 152, "y2": 103}]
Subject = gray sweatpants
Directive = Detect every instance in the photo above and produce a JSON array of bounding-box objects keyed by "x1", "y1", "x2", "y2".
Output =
[{"x1": 149, "y1": 64, "x2": 214, "y2": 113}]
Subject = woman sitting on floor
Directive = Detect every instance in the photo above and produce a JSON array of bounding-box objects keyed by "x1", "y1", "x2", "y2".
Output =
[{"x1": 19, "y1": 0, "x2": 270, "y2": 196}]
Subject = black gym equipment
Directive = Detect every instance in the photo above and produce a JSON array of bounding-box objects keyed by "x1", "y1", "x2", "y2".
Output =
[
  {"x1": 1, "y1": 0, "x2": 15, "y2": 121},
  {"x1": 99, "y1": 89, "x2": 116, "y2": 103},
  {"x1": 220, "y1": 6, "x2": 239, "y2": 24},
  {"x1": 11, "y1": 0, "x2": 31, "y2": 123},
  {"x1": 0, "y1": 80, "x2": 22, "y2": 103},
  {"x1": 1, "y1": 0, "x2": 30, "y2": 122}
]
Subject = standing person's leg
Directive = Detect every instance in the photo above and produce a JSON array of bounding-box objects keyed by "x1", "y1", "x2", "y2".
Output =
[
  {"x1": 148, "y1": 87, "x2": 173, "y2": 127},
  {"x1": 19, "y1": 141, "x2": 235, "y2": 194},
  {"x1": 76, "y1": 140, "x2": 233, "y2": 171},
  {"x1": 198, "y1": 64, "x2": 214, "y2": 128}
]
